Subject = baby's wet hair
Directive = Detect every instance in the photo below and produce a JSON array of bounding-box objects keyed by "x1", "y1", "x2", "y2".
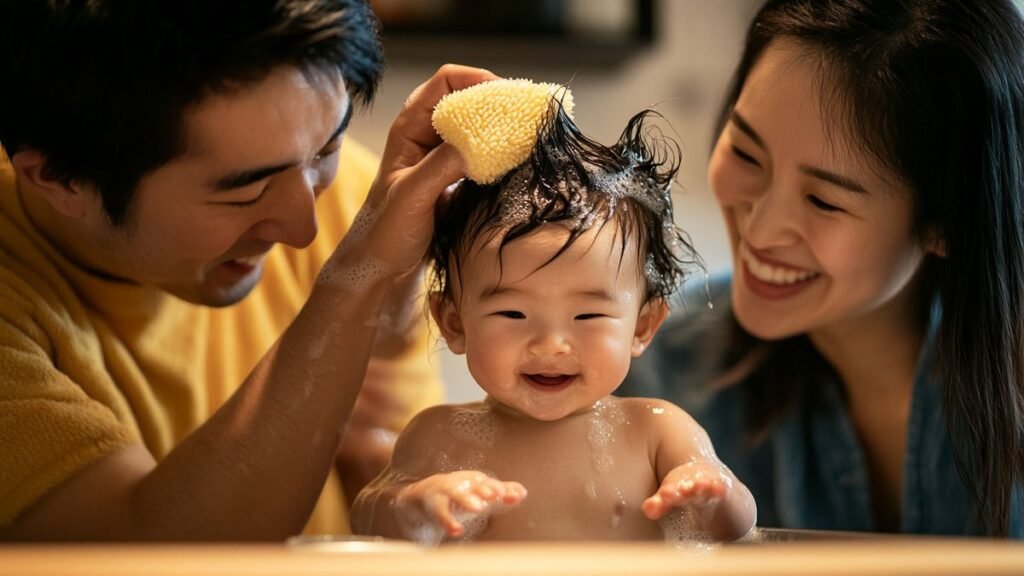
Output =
[{"x1": 429, "y1": 101, "x2": 702, "y2": 304}]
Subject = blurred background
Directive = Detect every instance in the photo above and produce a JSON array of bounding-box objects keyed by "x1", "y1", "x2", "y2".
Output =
[{"x1": 347, "y1": 0, "x2": 761, "y2": 402}]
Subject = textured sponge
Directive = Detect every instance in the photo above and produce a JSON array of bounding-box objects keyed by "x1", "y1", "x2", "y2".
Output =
[{"x1": 432, "y1": 78, "x2": 574, "y2": 184}]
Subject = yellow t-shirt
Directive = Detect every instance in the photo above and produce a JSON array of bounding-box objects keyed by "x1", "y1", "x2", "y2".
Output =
[{"x1": 0, "y1": 140, "x2": 443, "y2": 534}]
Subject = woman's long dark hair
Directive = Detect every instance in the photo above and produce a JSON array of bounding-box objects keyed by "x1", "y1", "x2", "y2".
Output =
[{"x1": 717, "y1": 0, "x2": 1024, "y2": 535}]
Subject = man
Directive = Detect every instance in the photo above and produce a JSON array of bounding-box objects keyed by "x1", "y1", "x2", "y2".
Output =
[{"x1": 0, "y1": 0, "x2": 494, "y2": 540}]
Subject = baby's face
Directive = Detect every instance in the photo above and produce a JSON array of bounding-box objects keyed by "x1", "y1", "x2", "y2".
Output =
[{"x1": 437, "y1": 220, "x2": 663, "y2": 421}]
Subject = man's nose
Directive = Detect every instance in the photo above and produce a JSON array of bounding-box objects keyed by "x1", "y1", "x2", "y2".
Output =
[{"x1": 249, "y1": 168, "x2": 319, "y2": 248}]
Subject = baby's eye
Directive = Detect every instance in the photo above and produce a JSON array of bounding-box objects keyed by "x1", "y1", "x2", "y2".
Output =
[
  {"x1": 497, "y1": 311, "x2": 526, "y2": 319},
  {"x1": 575, "y1": 313, "x2": 605, "y2": 320}
]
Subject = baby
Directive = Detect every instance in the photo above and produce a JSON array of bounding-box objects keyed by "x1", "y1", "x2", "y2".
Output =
[{"x1": 351, "y1": 80, "x2": 756, "y2": 543}]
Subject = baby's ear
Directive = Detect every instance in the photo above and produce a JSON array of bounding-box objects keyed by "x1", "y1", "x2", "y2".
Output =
[
  {"x1": 428, "y1": 292, "x2": 467, "y2": 355},
  {"x1": 631, "y1": 298, "x2": 669, "y2": 357}
]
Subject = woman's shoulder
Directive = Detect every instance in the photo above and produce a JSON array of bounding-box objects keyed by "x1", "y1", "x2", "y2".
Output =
[{"x1": 661, "y1": 270, "x2": 734, "y2": 335}]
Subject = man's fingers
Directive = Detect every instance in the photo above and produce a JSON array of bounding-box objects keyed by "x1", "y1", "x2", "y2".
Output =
[
  {"x1": 388, "y1": 143, "x2": 467, "y2": 209},
  {"x1": 381, "y1": 65, "x2": 497, "y2": 172},
  {"x1": 396, "y1": 64, "x2": 498, "y2": 148}
]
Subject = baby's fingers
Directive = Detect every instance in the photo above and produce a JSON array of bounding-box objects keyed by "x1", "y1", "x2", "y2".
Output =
[
  {"x1": 642, "y1": 493, "x2": 669, "y2": 520},
  {"x1": 498, "y1": 481, "x2": 528, "y2": 506},
  {"x1": 423, "y1": 493, "x2": 465, "y2": 537}
]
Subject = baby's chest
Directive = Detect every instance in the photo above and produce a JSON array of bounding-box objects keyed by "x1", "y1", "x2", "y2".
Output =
[{"x1": 477, "y1": 439, "x2": 663, "y2": 540}]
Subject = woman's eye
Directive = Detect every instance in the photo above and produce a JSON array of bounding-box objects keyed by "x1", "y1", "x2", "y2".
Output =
[
  {"x1": 808, "y1": 195, "x2": 843, "y2": 213},
  {"x1": 731, "y1": 145, "x2": 760, "y2": 167},
  {"x1": 497, "y1": 311, "x2": 525, "y2": 319},
  {"x1": 575, "y1": 313, "x2": 604, "y2": 320}
]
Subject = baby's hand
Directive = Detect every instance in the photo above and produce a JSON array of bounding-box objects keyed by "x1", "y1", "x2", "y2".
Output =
[
  {"x1": 395, "y1": 471, "x2": 527, "y2": 538},
  {"x1": 642, "y1": 460, "x2": 732, "y2": 521}
]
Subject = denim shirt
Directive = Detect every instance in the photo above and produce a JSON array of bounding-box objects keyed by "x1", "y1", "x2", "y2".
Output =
[{"x1": 619, "y1": 273, "x2": 1023, "y2": 536}]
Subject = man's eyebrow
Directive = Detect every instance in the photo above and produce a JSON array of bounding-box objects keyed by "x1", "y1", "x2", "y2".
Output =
[
  {"x1": 211, "y1": 103, "x2": 354, "y2": 191},
  {"x1": 732, "y1": 110, "x2": 867, "y2": 194},
  {"x1": 326, "y1": 103, "x2": 354, "y2": 145}
]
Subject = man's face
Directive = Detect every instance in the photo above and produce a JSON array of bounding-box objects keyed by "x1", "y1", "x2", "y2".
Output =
[{"x1": 87, "y1": 66, "x2": 351, "y2": 306}]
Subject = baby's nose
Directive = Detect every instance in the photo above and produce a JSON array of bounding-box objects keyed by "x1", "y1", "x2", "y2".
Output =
[{"x1": 528, "y1": 331, "x2": 572, "y2": 356}]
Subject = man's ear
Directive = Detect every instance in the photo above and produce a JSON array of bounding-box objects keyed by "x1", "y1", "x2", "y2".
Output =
[
  {"x1": 10, "y1": 149, "x2": 92, "y2": 219},
  {"x1": 632, "y1": 298, "x2": 670, "y2": 357},
  {"x1": 428, "y1": 292, "x2": 467, "y2": 355}
]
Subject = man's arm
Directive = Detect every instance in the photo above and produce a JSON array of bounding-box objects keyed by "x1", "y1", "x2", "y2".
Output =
[{"x1": 0, "y1": 65, "x2": 497, "y2": 542}]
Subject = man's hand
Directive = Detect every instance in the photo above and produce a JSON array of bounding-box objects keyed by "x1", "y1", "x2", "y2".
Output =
[{"x1": 324, "y1": 65, "x2": 498, "y2": 284}]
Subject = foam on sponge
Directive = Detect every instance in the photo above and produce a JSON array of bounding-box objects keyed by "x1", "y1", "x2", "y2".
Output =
[{"x1": 432, "y1": 78, "x2": 574, "y2": 184}]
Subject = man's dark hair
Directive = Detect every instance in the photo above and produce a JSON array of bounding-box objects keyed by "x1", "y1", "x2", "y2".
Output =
[
  {"x1": 0, "y1": 0, "x2": 384, "y2": 224},
  {"x1": 429, "y1": 103, "x2": 701, "y2": 305}
]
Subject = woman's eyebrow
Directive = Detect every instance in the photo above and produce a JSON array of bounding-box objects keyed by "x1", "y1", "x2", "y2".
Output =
[
  {"x1": 800, "y1": 165, "x2": 868, "y2": 194},
  {"x1": 732, "y1": 110, "x2": 867, "y2": 194},
  {"x1": 730, "y1": 111, "x2": 765, "y2": 148}
]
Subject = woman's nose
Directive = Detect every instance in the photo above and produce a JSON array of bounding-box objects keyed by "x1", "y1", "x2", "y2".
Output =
[
  {"x1": 739, "y1": 184, "x2": 800, "y2": 249},
  {"x1": 249, "y1": 168, "x2": 319, "y2": 248}
]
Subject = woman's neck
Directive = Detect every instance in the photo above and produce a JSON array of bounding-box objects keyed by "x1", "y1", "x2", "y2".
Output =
[
  {"x1": 807, "y1": 276, "x2": 929, "y2": 532},
  {"x1": 808, "y1": 278, "x2": 927, "y2": 405}
]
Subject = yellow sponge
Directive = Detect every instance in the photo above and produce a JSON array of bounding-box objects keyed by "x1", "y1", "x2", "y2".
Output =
[{"x1": 432, "y1": 78, "x2": 574, "y2": 184}]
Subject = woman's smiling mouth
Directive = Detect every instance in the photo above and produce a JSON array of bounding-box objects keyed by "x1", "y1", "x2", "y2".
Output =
[{"x1": 739, "y1": 243, "x2": 820, "y2": 300}]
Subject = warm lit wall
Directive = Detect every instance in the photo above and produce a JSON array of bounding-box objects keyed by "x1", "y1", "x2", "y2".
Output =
[{"x1": 347, "y1": 1, "x2": 759, "y2": 402}]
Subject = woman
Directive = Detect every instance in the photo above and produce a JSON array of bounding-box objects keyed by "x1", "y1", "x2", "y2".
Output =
[{"x1": 622, "y1": 0, "x2": 1024, "y2": 536}]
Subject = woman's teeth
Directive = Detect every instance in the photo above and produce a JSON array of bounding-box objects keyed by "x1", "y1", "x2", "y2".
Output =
[{"x1": 740, "y1": 244, "x2": 817, "y2": 285}]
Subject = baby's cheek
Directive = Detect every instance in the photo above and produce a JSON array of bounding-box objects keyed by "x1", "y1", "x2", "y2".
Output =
[{"x1": 588, "y1": 333, "x2": 633, "y2": 380}]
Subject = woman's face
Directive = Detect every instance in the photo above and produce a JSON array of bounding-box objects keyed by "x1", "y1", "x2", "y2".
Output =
[{"x1": 709, "y1": 41, "x2": 934, "y2": 341}]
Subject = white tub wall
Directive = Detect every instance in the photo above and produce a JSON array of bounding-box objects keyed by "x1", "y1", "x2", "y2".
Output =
[{"x1": 348, "y1": 1, "x2": 758, "y2": 402}]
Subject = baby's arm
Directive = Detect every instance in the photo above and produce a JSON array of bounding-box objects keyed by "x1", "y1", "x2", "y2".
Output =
[
  {"x1": 350, "y1": 406, "x2": 526, "y2": 542},
  {"x1": 639, "y1": 399, "x2": 756, "y2": 541}
]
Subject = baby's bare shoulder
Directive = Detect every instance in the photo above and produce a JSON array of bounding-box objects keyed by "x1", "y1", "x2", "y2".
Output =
[
  {"x1": 401, "y1": 402, "x2": 488, "y2": 437},
  {"x1": 390, "y1": 402, "x2": 492, "y2": 475},
  {"x1": 615, "y1": 396, "x2": 701, "y2": 432}
]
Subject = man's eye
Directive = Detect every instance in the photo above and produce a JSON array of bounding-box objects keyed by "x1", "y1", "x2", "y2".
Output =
[
  {"x1": 225, "y1": 190, "x2": 266, "y2": 207},
  {"x1": 497, "y1": 311, "x2": 525, "y2": 319},
  {"x1": 575, "y1": 313, "x2": 604, "y2": 320}
]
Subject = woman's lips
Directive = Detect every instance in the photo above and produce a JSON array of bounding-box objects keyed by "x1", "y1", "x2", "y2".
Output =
[{"x1": 739, "y1": 243, "x2": 820, "y2": 300}]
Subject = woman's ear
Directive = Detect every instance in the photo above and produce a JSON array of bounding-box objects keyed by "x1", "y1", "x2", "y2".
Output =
[
  {"x1": 631, "y1": 298, "x2": 670, "y2": 357},
  {"x1": 10, "y1": 149, "x2": 92, "y2": 219},
  {"x1": 428, "y1": 292, "x2": 467, "y2": 354},
  {"x1": 924, "y1": 227, "x2": 947, "y2": 258}
]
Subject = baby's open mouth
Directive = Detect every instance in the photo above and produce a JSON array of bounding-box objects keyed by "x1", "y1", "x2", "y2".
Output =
[{"x1": 524, "y1": 374, "x2": 576, "y2": 387}]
